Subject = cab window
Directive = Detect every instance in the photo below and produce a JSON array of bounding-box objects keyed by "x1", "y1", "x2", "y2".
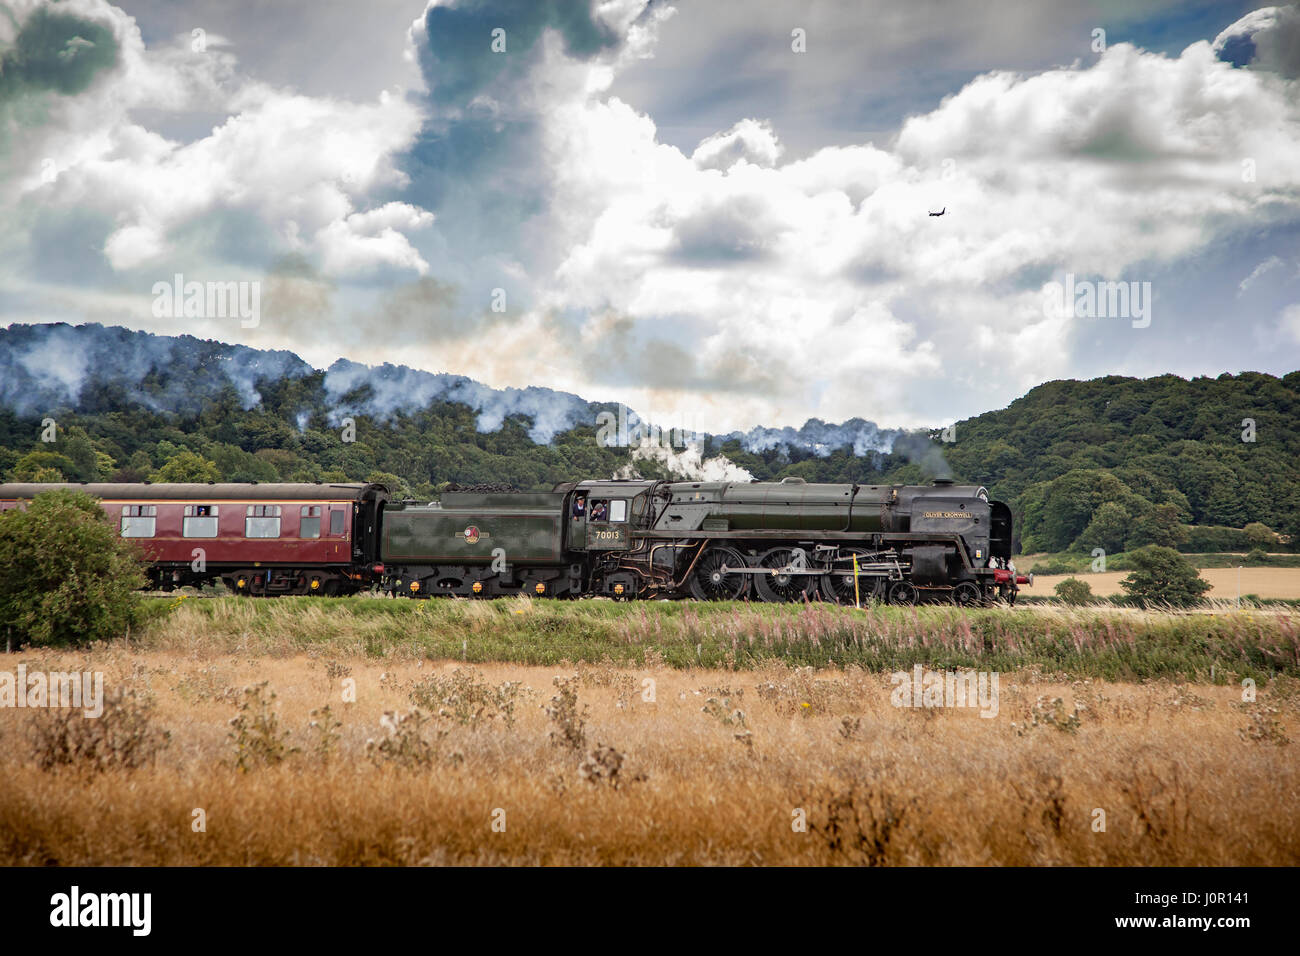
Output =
[{"x1": 608, "y1": 499, "x2": 628, "y2": 522}]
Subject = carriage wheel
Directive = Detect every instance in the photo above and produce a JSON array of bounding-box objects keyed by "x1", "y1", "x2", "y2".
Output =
[
  {"x1": 754, "y1": 547, "x2": 816, "y2": 603},
  {"x1": 688, "y1": 547, "x2": 750, "y2": 601}
]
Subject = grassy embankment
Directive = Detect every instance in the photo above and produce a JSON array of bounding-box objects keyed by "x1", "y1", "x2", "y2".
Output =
[{"x1": 130, "y1": 595, "x2": 1300, "y2": 683}]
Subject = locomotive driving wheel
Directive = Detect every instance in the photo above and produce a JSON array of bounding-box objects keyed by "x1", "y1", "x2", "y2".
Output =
[
  {"x1": 754, "y1": 547, "x2": 816, "y2": 603},
  {"x1": 688, "y1": 547, "x2": 751, "y2": 601},
  {"x1": 819, "y1": 550, "x2": 871, "y2": 604}
]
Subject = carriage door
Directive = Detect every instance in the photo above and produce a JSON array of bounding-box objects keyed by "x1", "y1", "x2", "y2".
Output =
[{"x1": 328, "y1": 506, "x2": 347, "y2": 558}]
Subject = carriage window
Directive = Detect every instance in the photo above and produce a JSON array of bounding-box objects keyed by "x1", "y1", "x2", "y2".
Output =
[
  {"x1": 300, "y1": 505, "x2": 322, "y2": 539},
  {"x1": 182, "y1": 504, "x2": 219, "y2": 537},
  {"x1": 609, "y1": 499, "x2": 628, "y2": 522},
  {"x1": 120, "y1": 504, "x2": 156, "y2": 538},
  {"x1": 329, "y1": 509, "x2": 345, "y2": 535},
  {"x1": 245, "y1": 504, "x2": 282, "y2": 538}
]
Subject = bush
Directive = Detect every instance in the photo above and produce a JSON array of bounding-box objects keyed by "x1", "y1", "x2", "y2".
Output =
[
  {"x1": 1243, "y1": 522, "x2": 1276, "y2": 550},
  {"x1": 1053, "y1": 578, "x2": 1094, "y2": 605},
  {"x1": 0, "y1": 490, "x2": 146, "y2": 649},
  {"x1": 1120, "y1": 546, "x2": 1211, "y2": 608},
  {"x1": 30, "y1": 688, "x2": 170, "y2": 771}
]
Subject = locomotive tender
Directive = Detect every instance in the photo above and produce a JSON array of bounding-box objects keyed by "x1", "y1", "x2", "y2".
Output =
[{"x1": 1, "y1": 477, "x2": 1029, "y2": 604}]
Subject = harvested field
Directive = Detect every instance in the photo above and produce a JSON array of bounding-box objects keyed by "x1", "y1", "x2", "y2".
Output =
[{"x1": 1033, "y1": 567, "x2": 1300, "y2": 600}]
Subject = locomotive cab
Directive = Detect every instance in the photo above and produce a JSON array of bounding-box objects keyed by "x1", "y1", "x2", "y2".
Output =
[
  {"x1": 566, "y1": 480, "x2": 655, "y2": 552},
  {"x1": 988, "y1": 500, "x2": 1014, "y2": 564}
]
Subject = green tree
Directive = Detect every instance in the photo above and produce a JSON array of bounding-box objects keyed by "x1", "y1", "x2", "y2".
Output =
[
  {"x1": 0, "y1": 490, "x2": 146, "y2": 649},
  {"x1": 1124, "y1": 502, "x2": 1188, "y2": 550},
  {"x1": 1054, "y1": 577, "x2": 1094, "y2": 605},
  {"x1": 1033, "y1": 469, "x2": 1134, "y2": 552},
  {"x1": 208, "y1": 443, "x2": 278, "y2": 482},
  {"x1": 367, "y1": 471, "x2": 412, "y2": 498},
  {"x1": 127, "y1": 450, "x2": 154, "y2": 473},
  {"x1": 254, "y1": 448, "x2": 305, "y2": 480},
  {"x1": 61, "y1": 429, "x2": 101, "y2": 481},
  {"x1": 150, "y1": 451, "x2": 221, "y2": 483},
  {"x1": 1119, "y1": 546, "x2": 1211, "y2": 608},
  {"x1": 11, "y1": 450, "x2": 75, "y2": 481},
  {"x1": 1074, "y1": 501, "x2": 1129, "y2": 553}
]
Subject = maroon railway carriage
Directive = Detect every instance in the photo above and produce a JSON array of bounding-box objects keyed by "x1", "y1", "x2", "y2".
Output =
[{"x1": 0, "y1": 482, "x2": 390, "y2": 595}]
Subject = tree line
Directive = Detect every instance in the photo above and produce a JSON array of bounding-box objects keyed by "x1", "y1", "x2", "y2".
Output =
[{"x1": 2, "y1": 368, "x2": 1296, "y2": 554}]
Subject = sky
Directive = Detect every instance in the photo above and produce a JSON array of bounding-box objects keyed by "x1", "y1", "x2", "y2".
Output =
[{"x1": 1, "y1": 0, "x2": 1298, "y2": 435}]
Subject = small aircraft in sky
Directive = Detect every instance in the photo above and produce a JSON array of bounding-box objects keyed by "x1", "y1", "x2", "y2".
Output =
[{"x1": 928, "y1": 207, "x2": 946, "y2": 217}]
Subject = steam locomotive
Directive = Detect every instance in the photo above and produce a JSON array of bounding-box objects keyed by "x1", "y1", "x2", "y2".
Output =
[
  {"x1": 1, "y1": 477, "x2": 1030, "y2": 604},
  {"x1": 382, "y1": 477, "x2": 1029, "y2": 605}
]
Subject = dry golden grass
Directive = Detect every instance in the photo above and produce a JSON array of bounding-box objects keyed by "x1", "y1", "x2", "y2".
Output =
[
  {"x1": 1034, "y1": 567, "x2": 1300, "y2": 599},
  {"x1": 2, "y1": 645, "x2": 1297, "y2": 866}
]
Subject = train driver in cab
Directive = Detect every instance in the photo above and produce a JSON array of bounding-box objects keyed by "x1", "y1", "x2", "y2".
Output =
[
  {"x1": 591, "y1": 500, "x2": 608, "y2": 521},
  {"x1": 572, "y1": 494, "x2": 586, "y2": 518}
]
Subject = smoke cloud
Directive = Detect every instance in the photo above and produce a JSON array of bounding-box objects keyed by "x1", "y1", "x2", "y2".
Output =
[
  {"x1": 2, "y1": 322, "x2": 918, "y2": 461},
  {"x1": 0, "y1": 322, "x2": 312, "y2": 416}
]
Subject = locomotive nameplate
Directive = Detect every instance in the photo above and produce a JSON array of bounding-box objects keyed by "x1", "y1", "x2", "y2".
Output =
[{"x1": 922, "y1": 511, "x2": 969, "y2": 519}]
